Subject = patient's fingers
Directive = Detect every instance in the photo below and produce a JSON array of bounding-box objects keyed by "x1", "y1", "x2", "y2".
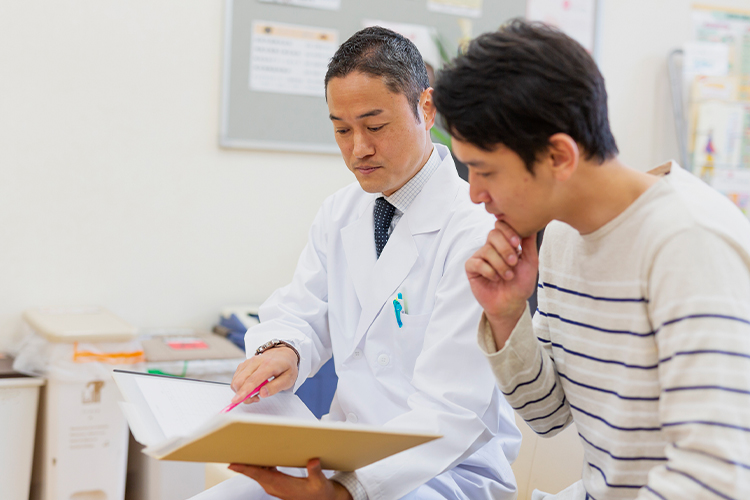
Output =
[
  {"x1": 466, "y1": 250, "x2": 500, "y2": 282},
  {"x1": 494, "y1": 221, "x2": 521, "y2": 249},
  {"x1": 486, "y1": 228, "x2": 520, "y2": 271}
]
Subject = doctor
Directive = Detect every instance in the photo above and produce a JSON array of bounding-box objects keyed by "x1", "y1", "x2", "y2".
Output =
[{"x1": 193, "y1": 27, "x2": 520, "y2": 500}]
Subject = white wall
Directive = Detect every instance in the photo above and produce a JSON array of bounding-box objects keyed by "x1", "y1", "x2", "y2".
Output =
[
  {"x1": 1, "y1": 0, "x2": 745, "y2": 348},
  {"x1": 0, "y1": 1, "x2": 352, "y2": 348},
  {"x1": 598, "y1": 0, "x2": 750, "y2": 172}
]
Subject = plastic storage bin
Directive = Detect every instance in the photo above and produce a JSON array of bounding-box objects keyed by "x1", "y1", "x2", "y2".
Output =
[
  {"x1": 14, "y1": 307, "x2": 143, "y2": 500},
  {"x1": 0, "y1": 356, "x2": 45, "y2": 500}
]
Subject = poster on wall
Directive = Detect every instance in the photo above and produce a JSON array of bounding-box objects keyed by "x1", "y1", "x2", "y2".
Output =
[
  {"x1": 692, "y1": 6, "x2": 750, "y2": 77},
  {"x1": 526, "y1": 0, "x2": 597, "y2": 53},
  {"x1": 711, "y1": 167, "x2": 750, "y2": 215},
  {"x1": 363, "y1": 20, "x2": 440, "y2": 70},
  {"x1": 426, "y1": 0, "x2": 482, "y2": 19},
  {"x1": 249, "y1": 21, "x2": 339, "y2": 97},
  {"x1": 258, "y1": 0, "x2": 341, "y2": 11},
  {"x1": 687, "y1": 5, "x2": 750, "y2": 219},
  {"x1": 692, "y1": 100, "x2": 747, "y2": 172}
]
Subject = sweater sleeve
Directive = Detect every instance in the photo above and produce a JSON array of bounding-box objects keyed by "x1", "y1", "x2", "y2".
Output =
[
  {"x1": 637, "y1": 226, "x2": 750, "y2": 499},
  {"x1": 478, "y1": 297, "x2": 573, "y2": 438}
]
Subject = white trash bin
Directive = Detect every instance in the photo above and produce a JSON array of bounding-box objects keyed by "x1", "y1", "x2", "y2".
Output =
[
  {"x1": 14, "y1": 307, "x2": 143, "y2": 500},
  {"x1": 0, "y1": 369, "x2": 45, "y2": 500}
]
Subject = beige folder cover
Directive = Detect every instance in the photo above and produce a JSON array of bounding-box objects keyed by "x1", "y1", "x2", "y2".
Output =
[
  {"x1": 113, "y1": 369, "x2": 440, "y2": 471},
  {"x1": 156, "y1": 416, "x2": 439, "y2": 471}
]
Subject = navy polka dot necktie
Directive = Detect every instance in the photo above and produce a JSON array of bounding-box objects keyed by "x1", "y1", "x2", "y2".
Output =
[{"x1": 374, "y1": 197, "x2": 396, "y2": 259}]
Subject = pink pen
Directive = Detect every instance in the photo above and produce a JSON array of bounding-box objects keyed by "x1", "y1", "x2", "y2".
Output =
[{"x1": 220, "y1": 379, "x2": 270, "y2": 414}]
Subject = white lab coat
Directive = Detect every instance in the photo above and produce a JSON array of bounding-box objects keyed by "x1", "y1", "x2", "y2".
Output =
[{"x1": 199, "y1": 145, "x2": 521, "y2": 500}]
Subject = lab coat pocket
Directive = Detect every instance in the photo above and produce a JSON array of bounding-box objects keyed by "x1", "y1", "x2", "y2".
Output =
[{"x1": 395, "y1": 312, "x2": 431, "y2": 376}]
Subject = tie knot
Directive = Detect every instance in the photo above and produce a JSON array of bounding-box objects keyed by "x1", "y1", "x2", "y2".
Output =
[
  {"x1": 375, "y1": 197, "x2": 396, "y2": 218},
  {"x1": 374, "y1": 198, "x2": 396, "y2": 259}
]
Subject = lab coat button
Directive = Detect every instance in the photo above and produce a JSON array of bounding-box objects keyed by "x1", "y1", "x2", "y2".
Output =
[
  {"x1": 378, "y1": 354, "x2": 390, "y2": 366},
  {"x1": 353, "y1": 349, "x2": 362, "y2": 359},
  {"x1": 347, "y1": 413, "x2": 358, "y2": 423}
]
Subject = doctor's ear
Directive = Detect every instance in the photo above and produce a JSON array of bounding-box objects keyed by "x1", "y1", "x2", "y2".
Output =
[
  {"x1": 545, "y1": 133, "x2": 579, "y2": 182},
  {"x1": 419, "y1": 88, "x2": 436, "y2": 128}
]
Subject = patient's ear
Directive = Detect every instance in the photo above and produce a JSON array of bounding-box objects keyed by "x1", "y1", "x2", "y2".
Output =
[{"x1": 546, "y1": 133, "x2": 579, "y2": 182}]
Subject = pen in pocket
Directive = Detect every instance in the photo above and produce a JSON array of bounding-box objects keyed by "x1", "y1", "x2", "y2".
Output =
[
  {"x1": 393, "y1": 298, "x2": 403, "y2": 328},
  {"x1": 398, "y1": 291, "x2": 408, "y2": 314},
  {"x1": 393, "y1": 290, "x2": 409, "y2": 328}
]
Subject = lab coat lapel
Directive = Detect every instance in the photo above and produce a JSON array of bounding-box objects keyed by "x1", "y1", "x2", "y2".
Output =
[
  {"x1": 341, "y1": 197, "x2": 378, "y2": 310},
  {"x1": 356, "y1": 218, "x2": 419, "y2": 341},
  {"x1": 350, "y1": 147, "x2": 462, "y2": 347}
]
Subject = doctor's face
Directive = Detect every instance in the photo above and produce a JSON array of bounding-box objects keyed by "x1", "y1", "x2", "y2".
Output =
[
  {"x1": 327, "y1": 72, "x2": 435, "y2": 196},
  {"x1": 452, "y1": 138, "x2": 554, "y2": 239}
]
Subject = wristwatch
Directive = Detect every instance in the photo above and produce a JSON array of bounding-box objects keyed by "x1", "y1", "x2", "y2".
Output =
[{"x1": 255, "y1": 339, "x2": 300, "y2": 367}]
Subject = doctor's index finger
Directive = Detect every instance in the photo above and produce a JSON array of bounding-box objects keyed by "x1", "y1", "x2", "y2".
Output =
[
  {"x1": 233, "y1": 348, "x2": 299, "y2": 402},
  {"x1": 231, "y1": 363, "x2": 276, "y2": 403},
  {"x1": 230, "y1": 356, "x2": 262, "y2": 393}
]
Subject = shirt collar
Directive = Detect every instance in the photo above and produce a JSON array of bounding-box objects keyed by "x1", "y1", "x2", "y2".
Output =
[{"x1": 380, "y1": 145, "x2": 441, "y2": 214}]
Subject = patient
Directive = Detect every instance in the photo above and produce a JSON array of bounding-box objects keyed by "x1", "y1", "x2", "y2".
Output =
[{"x1": 434, "y1": 19, "x2": 750, "y2": 499}]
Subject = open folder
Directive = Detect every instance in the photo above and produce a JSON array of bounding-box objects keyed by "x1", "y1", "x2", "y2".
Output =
[{"x1": 113, "y1": 369, "x2": 440, "y2": 471}]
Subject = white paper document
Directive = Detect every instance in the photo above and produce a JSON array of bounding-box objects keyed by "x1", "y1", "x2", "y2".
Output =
[
  {"x1": 526, "y1": 0, "x2": 597, "y2": 53},
  {"x1": 259, "y1": 0, "x2": 341, "y2": 10},
  {"x1": 427, "y1": 0, "x2": 483, "y2": 19},
  {"x1": 249, "y1": 21, "x2": 339, "y2": 97},
  {"x1": 710, "y1": 168, "x2": 750, "y2": 215},
  {"x1": 113, "y1": 370, "x2": 440, "y2": 469},
  {"x1": 114, "y1": 370, "x2": 317, "y2": 450},
  {"x1": 363, "y1": 20, "x2": 440, "y2": 69},
  {"x1": 692, "y1": 100, "x2": 747, "y2": 170},
  {"x1": 134, "y1": 375, "x2": 313, "y2": 440},
  {"x1": 692, "y1": 6, "x2": 750, "y2": 76}
]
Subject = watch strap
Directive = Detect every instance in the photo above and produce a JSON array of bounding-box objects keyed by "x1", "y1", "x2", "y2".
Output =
[{"x1": 255, "y1": 339, "x2": 300, "y2": 367}]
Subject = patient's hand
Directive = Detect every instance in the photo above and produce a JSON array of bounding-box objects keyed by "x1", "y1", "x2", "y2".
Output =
[
  {"x1": 466, "y1": 221, "x2": 539, "y2": 350},
  {"x1": 230, "y1": 346, "x2": 299, "y2": 404}
]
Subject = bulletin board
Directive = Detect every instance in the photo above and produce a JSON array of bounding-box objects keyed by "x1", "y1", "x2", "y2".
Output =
[{"x1": 220, "y1": 0, "x2": 527, "y2": 154}]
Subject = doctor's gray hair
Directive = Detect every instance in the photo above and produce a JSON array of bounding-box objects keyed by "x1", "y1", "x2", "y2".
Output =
[{"x1": 325, "y1": 26, "x2": 430, "y2": 121}]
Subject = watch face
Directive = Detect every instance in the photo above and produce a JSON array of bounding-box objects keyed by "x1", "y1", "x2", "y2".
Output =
[{"x1": 260, "y1": 339, "x2": 280, "y2": 352}]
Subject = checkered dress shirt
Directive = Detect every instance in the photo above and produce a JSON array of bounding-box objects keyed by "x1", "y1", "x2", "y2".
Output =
[{"x1": 380, "y1": 145, "x2": 441, "y2": 236}]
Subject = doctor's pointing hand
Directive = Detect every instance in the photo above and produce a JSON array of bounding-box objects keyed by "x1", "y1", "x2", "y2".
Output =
[{"x1": 230, "y1": 344, "x2": 298, "y2": 404}]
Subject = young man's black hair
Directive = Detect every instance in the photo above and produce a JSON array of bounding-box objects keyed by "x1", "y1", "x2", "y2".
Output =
[
  {"x1": 325, "y1": 26, "x2": 430, "y2": 120},
  {"x1": 433, "y1": 19, "x2": 618, "y2": 172}
]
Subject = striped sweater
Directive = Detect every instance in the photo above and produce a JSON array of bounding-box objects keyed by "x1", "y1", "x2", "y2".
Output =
[{"x1": 478, "y1": 163, "x2": 750, "y2": 499}]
